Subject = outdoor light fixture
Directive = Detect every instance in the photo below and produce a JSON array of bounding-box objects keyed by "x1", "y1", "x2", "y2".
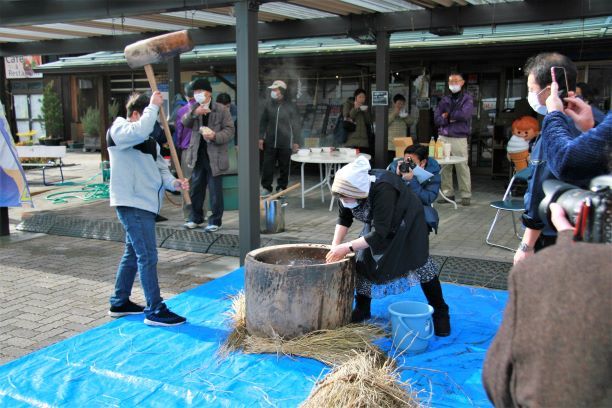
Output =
[{"x1": 429, "y1": 25, "x2": 464, "y2": 36}]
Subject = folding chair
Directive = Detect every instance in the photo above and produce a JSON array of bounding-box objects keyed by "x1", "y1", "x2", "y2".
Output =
[{"x1": 485, "y1": 167, "x2": 533, "y2": 251}]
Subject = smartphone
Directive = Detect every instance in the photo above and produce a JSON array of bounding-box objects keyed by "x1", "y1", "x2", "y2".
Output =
[{"x1": 551, "y1": 66, "x2": 569, "y2": 104}]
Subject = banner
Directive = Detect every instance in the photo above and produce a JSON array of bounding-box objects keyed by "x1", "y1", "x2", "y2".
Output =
[
  {"x1": 4, "y1": 55, "x2": 42, "y2": 79},
  {"x1": 0, "y1": 101, "x2": 32, "y2": 207}
]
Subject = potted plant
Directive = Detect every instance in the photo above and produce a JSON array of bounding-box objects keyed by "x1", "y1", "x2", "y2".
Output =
[
  {"x1": 108, "y1": 100, "x2": 120, "y2": 122},
  {"x1": 39, "y1": 81, "x2": 63, "y2": 145},
  {"x1": 81, "y1": 106, "x2": 101, "y2": 151}
]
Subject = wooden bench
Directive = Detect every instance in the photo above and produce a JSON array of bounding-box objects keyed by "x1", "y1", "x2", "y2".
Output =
[{"x1": 16, "y1": 145, "x2": 67, "y2": 186}]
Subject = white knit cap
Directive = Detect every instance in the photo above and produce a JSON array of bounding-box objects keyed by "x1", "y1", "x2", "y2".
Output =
[{"x1": 332, "y1": 156, "x2": 373, "y2": 199}]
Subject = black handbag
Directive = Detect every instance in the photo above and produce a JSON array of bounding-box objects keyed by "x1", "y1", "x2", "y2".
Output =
[{"x1": 342, "y1": 119, "x2": 356, "y2": 133}]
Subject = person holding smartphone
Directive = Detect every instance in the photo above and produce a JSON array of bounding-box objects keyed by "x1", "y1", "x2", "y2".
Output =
[{"x1": 514, "y1": 52, "x2": 606, "y2": 265}]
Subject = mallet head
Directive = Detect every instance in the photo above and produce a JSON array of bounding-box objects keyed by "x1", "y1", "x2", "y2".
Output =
[{"x1": 124, "y1": 30, "x2": 194, "y2": 69}]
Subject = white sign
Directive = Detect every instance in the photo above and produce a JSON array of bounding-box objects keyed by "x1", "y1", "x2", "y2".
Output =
[{"x1": 4, "y1": 55, "x2": 43, "y2": 79}]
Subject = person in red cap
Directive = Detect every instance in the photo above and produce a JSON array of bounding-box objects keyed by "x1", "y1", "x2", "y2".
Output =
[{"x1": 259, "y1": 80, "x2": 302, "y2": 196}]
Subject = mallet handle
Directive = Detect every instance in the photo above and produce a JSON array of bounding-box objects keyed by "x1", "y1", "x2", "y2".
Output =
[{"x1": 144, "y1": 64, "x2": 191, "y2": 205}]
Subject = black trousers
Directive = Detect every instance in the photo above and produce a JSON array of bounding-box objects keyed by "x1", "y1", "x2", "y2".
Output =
[
  {"x1": 261, "y1": 146, "x2": 292, "y2": 191},
  {"x1": 189, "y1": 143, "x2": 224, "y2": 226}
]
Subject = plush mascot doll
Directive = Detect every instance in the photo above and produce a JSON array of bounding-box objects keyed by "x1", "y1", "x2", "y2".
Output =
[{"x1": 507, "y1": 116, "x2": 539, "y2": 171}]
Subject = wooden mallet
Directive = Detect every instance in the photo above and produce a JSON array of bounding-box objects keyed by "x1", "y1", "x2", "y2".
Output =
[{"x1": 124, "y1": 30, "x2": 194, "y2": 204}]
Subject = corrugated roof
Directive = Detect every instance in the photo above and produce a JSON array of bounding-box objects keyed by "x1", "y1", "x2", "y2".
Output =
[
  {"x1": 34, "y1": 16, "x2": 611, "y2": 72},
  {"x1": 0, "y1": 0, "x2": 526, "y2": 44}
]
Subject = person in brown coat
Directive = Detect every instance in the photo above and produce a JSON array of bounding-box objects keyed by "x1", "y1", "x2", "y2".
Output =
[
  {"x1": 181, "y1": 78, "x2": 235, "y2": 232},
  {"x1": 483, "y1": 202, "x2": 612, "y2": 407}
]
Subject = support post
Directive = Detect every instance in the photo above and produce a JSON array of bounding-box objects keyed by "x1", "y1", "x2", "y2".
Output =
[
  {"x1": 235, "y1": 0, "x2": 260, "y2": 264},
  {"x1": 374, "y1": 31, "x2": 390, "y2": 168},
  {"x1": 167, "y1": 55, "x2": 181, "y2": 103}
]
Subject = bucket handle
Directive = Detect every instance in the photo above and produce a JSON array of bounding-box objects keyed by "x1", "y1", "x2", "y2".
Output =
[{"x1": 399, "y1": 315, "x2": 434, "y2": 341}]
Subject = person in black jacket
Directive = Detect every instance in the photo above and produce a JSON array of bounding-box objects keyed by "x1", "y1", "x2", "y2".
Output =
[
  {"x1": 326, "y1": 156, "x2": 450, "y2": 336},
  {"x1": 259, "y1": 80, "x2": 302, "y2": 196}
]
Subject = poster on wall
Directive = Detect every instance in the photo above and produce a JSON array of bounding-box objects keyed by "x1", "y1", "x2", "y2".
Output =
[{"x1": 4, "y1": 56, "x2": 43, "y2": 79}]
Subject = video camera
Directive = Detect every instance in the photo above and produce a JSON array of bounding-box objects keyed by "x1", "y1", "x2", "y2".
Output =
[
  {"x1": 398, "y1": 157, "x2": 417, "y2": 173},
  {"x1": 539, "y1": 175, "x2": 611, "y2": 243}
]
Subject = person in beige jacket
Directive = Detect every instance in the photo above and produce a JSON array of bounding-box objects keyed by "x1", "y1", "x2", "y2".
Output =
[
  {"x1": 388, "y1": 93, "x2": 418, "y2": 162},
  {"x1": 342, "y1": 88, "x2": 373, "y2": 155}
]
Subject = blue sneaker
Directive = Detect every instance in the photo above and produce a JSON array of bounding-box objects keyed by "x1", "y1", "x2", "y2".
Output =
[
  {"x1": 144, "y1": 304, "x2": 186, "y2": 327},
  {"x1": 108, "y1": 300, "x2": 145, "y2": 317}
]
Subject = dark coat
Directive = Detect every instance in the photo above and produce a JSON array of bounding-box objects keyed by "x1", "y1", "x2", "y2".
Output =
[
  {"x1": 259, "y1": 99, "x2": 302, "y2": 149},
  {"x1": 483, "y1": 231, "x2": 612, "y2": 408},
  {"x1": 337, "y1": 170, "x2": 429, "y2": 283}
]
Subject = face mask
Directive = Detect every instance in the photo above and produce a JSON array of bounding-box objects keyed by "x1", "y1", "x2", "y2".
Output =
[
  {"x1": 527, "y1": 90, "x2": 548, "y2": 115},
  {"x1": 194, "y1": 93, "x2": 206, "y2": 104},
  {"x1": 270, "y1": 91, "x2": 279, "y2": 100},
  {"x1": 340, "y1": 198, "x2": 359, "y2": 209},
  {"x1": 449, "y1": 85, "x2": 461, "y2": 93}
]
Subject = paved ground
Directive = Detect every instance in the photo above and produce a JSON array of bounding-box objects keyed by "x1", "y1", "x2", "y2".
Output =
[
  {"x1": 0, "y1": 232, "x2": 238, "y2": 366},
  {"x1": 2, "y1": 151, "x2": 521, "y2": 365}
]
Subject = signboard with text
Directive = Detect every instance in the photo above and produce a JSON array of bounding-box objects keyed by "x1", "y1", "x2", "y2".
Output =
[
  {"x1": 4, "y1": 55, "x2": 43, "y2": 79},
  {"x1": 371, "y1": 91, "x2": 389, "y2": 106}
]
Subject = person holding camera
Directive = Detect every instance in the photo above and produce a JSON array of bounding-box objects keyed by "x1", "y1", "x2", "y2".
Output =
[
  {"x1": 515, "y1": 52, "x2": 609, "y2": 265},
  {"x1": 483, "y1": 178, "x2": 611, "y2": 407},
  {"x1": 325, "y1": 156, "x2": 450, "y2": 337},
  {"x1": 107, "y1": 92, "x2": 190, "y2": 326},
  {"x1": 386, "y1": 145, "x2": 450, "y2": 335},
  {"x1": 514, "y1": 53, "x2": 579, "y2": 264},
  {"x1": 181, "y1": 78, "x2": 235, "y2": 232}
]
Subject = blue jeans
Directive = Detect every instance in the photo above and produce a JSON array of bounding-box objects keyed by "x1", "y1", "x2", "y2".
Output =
[{"x1": 110, "y1": 206, "x2": 163, "y2": 316}]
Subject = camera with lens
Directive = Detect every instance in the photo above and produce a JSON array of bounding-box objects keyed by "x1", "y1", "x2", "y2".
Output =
[
  {"x1": 539, "y1": 175, "x2": 611, "y2": 243},
  {"x1": 399, "y1": 157, "x2": 416, "y2": 173}
]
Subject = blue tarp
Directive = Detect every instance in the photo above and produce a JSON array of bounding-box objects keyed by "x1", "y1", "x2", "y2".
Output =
[{"x1": 0, "y1": 268, "x2": 507, "y2": 407}]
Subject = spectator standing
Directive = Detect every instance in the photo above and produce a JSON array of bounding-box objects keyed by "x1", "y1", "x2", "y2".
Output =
[
  {"x1": 174, "y1": 80, "x2": 204, "y2": 221},
  {"x1": 182, "y1": 79, "x2": 235, "y2": 232},
  {"x1": 106, "y1": 92, "x2": 189, "y2": 326},
  {"x1": 387, "y1": 94, "x2": 418, "y2": 163},
  {"x1": 342, "y1": 88, "x2": 373, "y2": 155},
  {"x1": 259, "y1": 80, "x2": 302, "y2": 196},
  {"x1": 514, "y1": 52, "x2": 580, "y2": 265},
  {"x1": 434, "y1": 72, "x2": 474, "y2": 206}
]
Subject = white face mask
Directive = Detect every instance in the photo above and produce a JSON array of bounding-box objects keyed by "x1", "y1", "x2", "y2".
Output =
[
  {"x1": 340, "y1": 198, "x2": 359, "y2": 209},
  {"x1": 270, "y1": 90, "x2": 279, "y2": 100},
  {"x1": 449, "y1": 85, "x2": 461, "y2": 93},
  {"x1": 527, "y1": 91, "x2": 548, "y2": 115},
  {"x1": 194, "y1": 93, "x2": 206, "y2": 104}
]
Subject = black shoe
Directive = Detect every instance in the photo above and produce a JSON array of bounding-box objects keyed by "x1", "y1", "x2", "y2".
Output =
[
  {"x1": 108, "y1": 300, "x2": 145, "y2": 317},
  {"x1": 437, "y1": 195, "x2": 455, "y2": 204},
  {"x1": 144, "y1": 304, "x2": 186, "y2": 327},
  {"x1": 350, "y1": 294, "x2": 372, "y2": 323},
  {"x1": 432, "y1": 309, "x2": 451, "y2": 337}
]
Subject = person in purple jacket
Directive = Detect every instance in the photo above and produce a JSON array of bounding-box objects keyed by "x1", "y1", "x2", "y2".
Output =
[
  {"x1": 174, "y1": 80, "x2": 206, "y2": 221},
  {"x1": 434, "y1": 72, "x2": 474, "y2": 206}
]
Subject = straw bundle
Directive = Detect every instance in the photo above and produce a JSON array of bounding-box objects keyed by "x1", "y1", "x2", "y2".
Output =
[
  {"x1": 220, "y1": 292, "x2": 385, "y2": 366},
  {"x1": 301, "y1": 352, "x2": 421, "y2": 408}
]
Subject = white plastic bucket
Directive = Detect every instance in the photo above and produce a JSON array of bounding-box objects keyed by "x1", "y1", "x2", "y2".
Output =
[{"x1": 388, "y1": 301, "x2": 434, "y2": 354}]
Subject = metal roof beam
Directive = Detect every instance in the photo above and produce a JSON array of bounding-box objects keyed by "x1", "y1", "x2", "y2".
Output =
[
  {"x1": 0, "y1": 0, "x2": 275, "y2": 27},
  {"x1": 1, "y1": 0, "x2": 611, "y2": 56}
]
